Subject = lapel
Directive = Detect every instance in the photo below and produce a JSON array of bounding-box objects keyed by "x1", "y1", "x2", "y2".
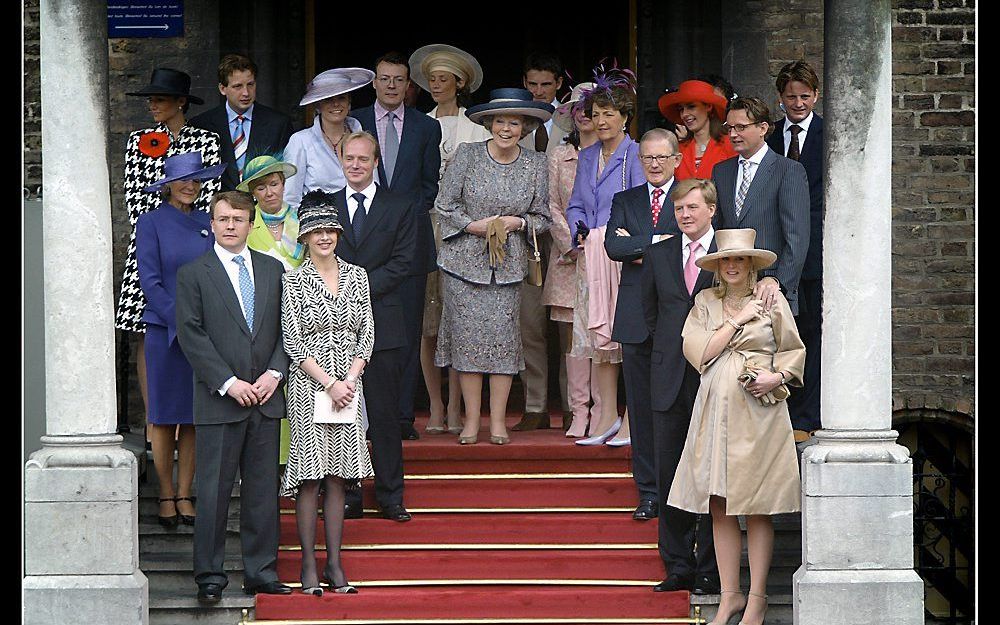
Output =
[
  {"x1": 668, "y1": 234, "x2": 688, "y2": 294},
  {"x1": 214, "y1": 106, "x2": 236, "y2": 162},
  {"x1": 654, "y1": 179, "x2": 680, "y2": 235},
  {"x1": 595, "y1": 136, "x2": 632, "y2": 188},
  {"x1": 801, "y1": 114, "x2": 823, "y2": 166},
  {"x1": 204, "y1": 252, "x2": 252, "y2": 337},
  {"x1": 391, "y1": 107, "x2": 419, "y2": 186},
  {"x1": 715, "y1": 157, "x2": 738, "y2": 223},
  {"x1": 247, "y1": 105, "x2": 269, "y2": 155},
  {"x1": 333, "y1": 189, "x2": 355, "y2": 249},
  {"x1": 627, "y1": 184, "x2": 654, "y2": 236},
  {"x1": 357, "y1": 186, "x2": 391, "y2": 246},
  {"x1": 248, "y1": 250, "x2": 270, "y2": 338},
  {"x1": 738, "y1": 148, "x2": 776, "y2": 225},
  {"x1": 693, "y1": 235, "x2": 718, "y2": 294}
]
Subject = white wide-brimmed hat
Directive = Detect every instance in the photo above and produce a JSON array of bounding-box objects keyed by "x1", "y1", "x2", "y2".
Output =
[
  {"x1": 409, "y1": 44, "x2": 484, "y2": 94},
  {"x1": 696, "y1": 228, "x2": 777, "y2": 272},
  {"x1": 299, "y1": 68, "x2": 375, "y2": 107},
  {"x1": 553, "y1": 82, "x2": 596, "y2": 133}
]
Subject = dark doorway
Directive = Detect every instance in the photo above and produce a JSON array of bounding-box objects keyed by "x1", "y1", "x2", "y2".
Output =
[{"x1": 311, "y1": 5, "x2": 634, "y2": 112}]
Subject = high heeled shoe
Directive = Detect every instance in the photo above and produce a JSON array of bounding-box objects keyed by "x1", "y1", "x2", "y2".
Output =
[
  {"x1": 490, "y1": 434, "x2": 510, "y2": 445},
  {"x1": 736, "y1": 591, "x2": 767, "y2": 625},
  {"x1": 458, "y1": 433, "x2": 479, "y2": 445},
  {"x1": 574, "y1": 417, "x2": 622, "y2": 446},
  {"x1": 157, "y1": 497, "x2": 178, "y2": 528},
  {"x1": 709, "y1": 589, "x2": 747, "y2": 625},
  {"x1": 564, "y1": 413, "x2": 589, "y2": 438},
  {"x1": 301, "y1": 585, "x2": 323, "y2": 596},
  {"x1": 175, "y1": 496, "x2": 196, "y2": 525},
  {"x1": 424, "y1": 418, "x2": 447, "y2": 434},
  {"x1": 605, "y1": 436, "x2": 631, "y2": 447},
  {"x1": 322, "y1": 574, "x2": 358, "y2": 594}
]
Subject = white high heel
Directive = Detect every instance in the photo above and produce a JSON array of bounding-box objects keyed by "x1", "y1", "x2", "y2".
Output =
[{"x1": 575, "y1": 416, "x2": 622, "y2": 446}]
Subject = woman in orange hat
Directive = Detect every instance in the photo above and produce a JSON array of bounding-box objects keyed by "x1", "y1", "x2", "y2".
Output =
[{"x1": 658, "y1": 80, "x2": 736, "y2": 180}]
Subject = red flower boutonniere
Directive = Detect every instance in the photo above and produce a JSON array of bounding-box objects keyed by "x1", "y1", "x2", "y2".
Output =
[{"x1": 138, "y1": 131, "x2": 170, "y2": 158}]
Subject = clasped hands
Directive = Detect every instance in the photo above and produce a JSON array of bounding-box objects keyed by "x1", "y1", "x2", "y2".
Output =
[
  {"x1": 326, "y1": 378, "x2": 357, "y2": 411},
  {"x1": 227, "y1": 372, "x2": 280, "y2": 407},
  {"x1": 466, "y1": 215, "x2": 523, "y2": 238}
]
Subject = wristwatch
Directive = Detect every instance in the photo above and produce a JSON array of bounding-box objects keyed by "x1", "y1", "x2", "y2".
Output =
[
  {"x1": 267, "y1": 370, "x2": 283, "y2": 381},
  {"x1": 344, "y1": 373, "x2": 358, "y2": 384}
]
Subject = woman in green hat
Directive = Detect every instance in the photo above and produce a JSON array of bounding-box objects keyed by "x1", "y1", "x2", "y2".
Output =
[
  {"x1": 239, "y1": 154, "x2": 304, "y2": 464},
  {"x1": 238, "y1": 154, "x2": 305, "y2": 273}
]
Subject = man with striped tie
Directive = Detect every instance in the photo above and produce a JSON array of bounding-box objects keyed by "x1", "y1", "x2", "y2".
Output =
[
  {"x1": 711, "y1": 96, "x2": 810, "y2": 316},
  {"x1": 190, "y1": 54, "x2": 294, "y2": 191}
]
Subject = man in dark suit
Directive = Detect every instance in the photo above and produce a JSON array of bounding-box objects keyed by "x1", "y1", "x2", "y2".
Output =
[
  {"x1": 641, "y1": 178, "x2": 720, "y2": 594},
  {"x1": 334, "y1": 131, "x2": 417, "y2": 523},
  {"x1": 712, "y1": 96, "x2": 810, "y2": 316},
  {"x1": 766, "y1": 61, "x2": 824, "y2": 437},
  {"x1": 176, "y1": 191, "x2": 292, "y2": 603},
  {"x1": 605, "y1": 128, "x2": 683, "y2": 521},
  {"x1": 188, "y1": 54, "x2": 295, "y2": 191},
  {"x1": 353, "y1": 51, "x2": 442, "y2": 441}
]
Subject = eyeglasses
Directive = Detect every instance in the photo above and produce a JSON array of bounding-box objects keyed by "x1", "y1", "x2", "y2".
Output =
[
  {"x1": 638, "y1": 154, "x2": 680, "y2": 164},
  {"x1": 214, "y1": 216, "x2": 249, "y2": 225},
  {"x1": 722, "y1": 122, "x2": 764, "y2": 133},
  {"x1": 376, "y1": 76, "x2": 408, "y2": 86}
]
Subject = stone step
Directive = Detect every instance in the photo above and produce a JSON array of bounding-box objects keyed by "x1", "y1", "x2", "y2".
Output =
[
  {"x1": 141, "y1": 551, "x2": 246, "y2": 595},
  {"x1": 149, "y1": 591, "x2": 253, "y2": 625},
  {"x1": 693, "y1": 593, "x2": 793, "y2": 625}
]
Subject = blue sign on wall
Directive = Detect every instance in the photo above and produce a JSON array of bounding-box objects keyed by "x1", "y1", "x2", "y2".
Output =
[{"x1": 108, "y1": 2, "x2": 184, "y2": 38}]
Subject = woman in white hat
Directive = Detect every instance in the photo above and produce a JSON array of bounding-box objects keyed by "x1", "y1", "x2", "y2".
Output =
[
  {"x1": 282, "y1": 68, "x2": 375, "y2": 208},
  {"x1": 669, "y1": 228, "x2": 805, "y2": 625},
  {"x1": 409, "y1": 44, "x2": 492, "y2": 435},
  {"x1": 542, "y1": 82, "x2": 604, "y2": 437},
  {"x1": 434, "y1": 88, "x2": 553, "y2": 445}
]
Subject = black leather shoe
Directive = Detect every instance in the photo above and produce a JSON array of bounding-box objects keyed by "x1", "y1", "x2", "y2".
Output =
[
  {"x1": 653, "y1": 576, "x2": 693, "y2": 592},
  {"x1": 344, "y1": 502, "x2": 363, "y2": 519},
  {"x1": 197, "y1": 583, "x2": 224, "y2": 604},
  {"x1": 243, "y1": 581, "x2": 293, "y2": 596},
  {"x1": 511, "y1": 412, "x2": 551, "y2": 431},
  {"x1": 632, "y1": 500, "x2": 659, "y2": 521},
  {"x1": 380, "y1": 504, "x2": 412, "y2": 522},
  {"x1": 401, "y1": 423, "x2": 420, "y2": 440},
  {"x1": 692, "y1": 574, "x2": 722, "y2": 595}
]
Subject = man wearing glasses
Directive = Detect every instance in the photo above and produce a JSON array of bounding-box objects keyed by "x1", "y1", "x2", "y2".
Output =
[
  {"x1": 353, "y1": 52, "x2": 443, "y2": 455},
  {"x1": 712, "y1": 96, "x2": 810, "y2": 316},
  {"x1": 605, "y1": 128, "x2": 685, "y2": 527}
]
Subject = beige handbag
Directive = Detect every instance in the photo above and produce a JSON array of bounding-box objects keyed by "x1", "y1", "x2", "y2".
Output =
[
  {"x1": 737, "y1": 365, "x2": 791, "y2": 406},
  {"x1": 526, "y1": 218, "x2": 543, "y2": 287}
]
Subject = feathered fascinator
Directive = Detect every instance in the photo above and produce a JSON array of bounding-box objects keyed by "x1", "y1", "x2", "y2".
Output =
[{"x1": 578, "y1": 58, "x2": 638, "y2": 112}]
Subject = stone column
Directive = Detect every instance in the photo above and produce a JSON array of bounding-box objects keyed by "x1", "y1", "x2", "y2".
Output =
[
  {"x1": 792, "y1": 1, "x2": 924, "y2": 624},
  {"x1": 23, "y1": 1, "x2": 148, "y2": 624}
]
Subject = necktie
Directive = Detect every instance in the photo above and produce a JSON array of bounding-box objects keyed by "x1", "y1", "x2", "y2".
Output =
[
  {"x1": 651, "y1": 187, "x2": 664, "y2": 228},
  {"x1": 735, "y1": 160, "x2": 755, "y2": 219},
  {"x1": 535, "y1": 122, "x2": 549, "y2": 153},
  {"x1": 352, "y1": 192, "x2": 367, "y2": 240},
  {"x1": 232, "y1": 114, "x2": 247, "y2": 178},
  {"x1": 383, "y1": 112, "x2": 399, "y2": 186},
  {"x1": 787, "y1": 124, "x2": 802, "y2": 161},
  {"x1": 685, "y1": 241, "x2": 702, "y2": 295},
  {"x1": 232, "y1": 255, "x2": 254, "y2": 331}
]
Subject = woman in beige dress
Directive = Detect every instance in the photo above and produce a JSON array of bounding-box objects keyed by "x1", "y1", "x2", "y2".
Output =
[
  {"x1": 409, "y1": 44, "x2": 491, "y2": 434},
  {"x1": 668, "y1": 229, "x2": 805, "y2": 625}
]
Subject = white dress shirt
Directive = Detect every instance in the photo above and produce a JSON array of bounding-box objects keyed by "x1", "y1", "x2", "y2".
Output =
[
  {"x1": 781, "y1": 111, "x2": 813, "y2": 157},
  {"x1": 735, "y1": 142, "x2": 769, "y2": 198},
  {"x1": 681, "y1": 226, "x2": 715, "y2": 272},
  {"x1": 648, "y1": 178, "x2": 675, "y2": 244},
  {"x1": 346, "y1": 180, "x2": 378, "y2": 223}
]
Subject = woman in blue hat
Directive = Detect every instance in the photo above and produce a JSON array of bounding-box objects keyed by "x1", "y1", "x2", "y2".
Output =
[
  {"x1": 116, "y1": 68, "x2": 223, "y2": 453},
  {"x1": 135, "y1": 151, "x2": 227, "y2": 527},
  {"x1": 434, "y1": 88, "x2": 553, "y2": 445}
]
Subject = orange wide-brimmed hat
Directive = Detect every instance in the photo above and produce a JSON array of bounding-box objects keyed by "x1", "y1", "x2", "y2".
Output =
[{"x1": 657, "y1": 80, "x2": 728, "y2": 125}]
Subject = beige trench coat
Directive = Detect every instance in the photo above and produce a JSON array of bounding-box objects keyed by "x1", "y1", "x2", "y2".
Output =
[{"x1": 667, "y1": 288, "x2": 805, "y2": 516}]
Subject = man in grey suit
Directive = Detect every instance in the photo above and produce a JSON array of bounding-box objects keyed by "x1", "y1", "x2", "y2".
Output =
[
  {"x1": 712, "y1": 96, "x2": 810, "y2": 315},
  {"x1": 176, "y1": 191, "x2": 292, "y2": 603}
]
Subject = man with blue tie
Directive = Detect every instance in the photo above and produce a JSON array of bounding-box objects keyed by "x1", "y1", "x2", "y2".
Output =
[
  {"x1": 176, "y1": 191, "x2": 292, "y2": 603},
  {"x1": 766, "y1": 61, "x2": 825, "y2": 440},
  {"x1": 605, "y1": 128, "x2": 683, "y2": 522},
  {"x1": 353, "y1": 51, "x2": 442, "y2": 443},
  {"x1": 189, "y1": 54, "x2": 295, "y2": 191}
]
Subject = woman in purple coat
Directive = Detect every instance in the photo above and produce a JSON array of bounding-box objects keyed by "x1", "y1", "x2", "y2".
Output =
[
  {"x1": 136, "y1": 152, "x2": 226, "y2": 527},
  {"x1": 564, "y1": 62, "x2": 645, "y2": 446}
]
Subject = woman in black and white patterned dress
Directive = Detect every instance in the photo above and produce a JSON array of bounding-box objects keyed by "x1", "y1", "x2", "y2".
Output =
[
  {"x1": 280, "y1": 191, "x2": 375, "y2": 596},
  {"x1": 116, "y1": 69, "x2": 222, "y2": 423}
]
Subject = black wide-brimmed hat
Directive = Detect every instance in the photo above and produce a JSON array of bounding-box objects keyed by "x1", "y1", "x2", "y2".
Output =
[{"x1": 126, "y1": 68, "x2": 204, "y2": 105}]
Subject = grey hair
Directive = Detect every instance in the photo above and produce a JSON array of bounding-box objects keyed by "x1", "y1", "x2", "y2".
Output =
[{"x1": 640, "y1": 127, "x2": 680, "y2": 152}]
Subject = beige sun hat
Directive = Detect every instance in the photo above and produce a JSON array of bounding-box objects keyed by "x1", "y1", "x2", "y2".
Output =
[
  {"x1": 695, "y1": 228, "x2": 777, "y2": 272},
  {"x1": 409, "y1": 44, "x2": 484, "y2": 94},
  {"x1": 552, "y1": 82, "x2": 596, "y2": 133}
]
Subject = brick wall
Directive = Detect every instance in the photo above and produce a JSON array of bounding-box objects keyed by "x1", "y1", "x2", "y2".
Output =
[
  {"x1": 890, "y1": 0, "x2": 975, "y2": 417},
  {"x1": 23, "y1": 0, "x2": 41, "y2": 196}
]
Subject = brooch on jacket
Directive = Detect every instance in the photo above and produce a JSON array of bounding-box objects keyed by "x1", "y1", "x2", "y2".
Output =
[{"x1": 138, "y1": 131, "x2": 170, "y2": 158}]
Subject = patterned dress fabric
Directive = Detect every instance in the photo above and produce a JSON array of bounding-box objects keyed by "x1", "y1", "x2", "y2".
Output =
[
  {"x1": 668, "y1": 289, "x2": 805, "y2": 515},
  {"x1": 115, "y1": 123, "x2": 222, "y2": 332},
  {"x1": 280, "y1": 258, "x2": 375, "y2": 497}
]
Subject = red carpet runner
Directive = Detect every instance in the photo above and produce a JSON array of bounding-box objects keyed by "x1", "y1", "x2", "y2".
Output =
[{"x1": 252, "y1": 413, "x2": 691, "y2": 624}]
